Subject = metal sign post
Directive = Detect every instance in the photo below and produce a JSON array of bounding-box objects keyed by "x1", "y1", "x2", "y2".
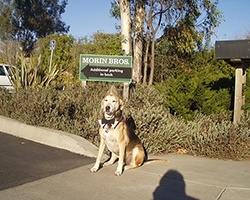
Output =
[{"x1": 49, "y1": 40, "x2": 56, "y2": 72}]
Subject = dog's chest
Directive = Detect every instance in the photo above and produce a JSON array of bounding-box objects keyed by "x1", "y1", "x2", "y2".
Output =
[{"x1": 100, "y1": 128, "x2": 119, "y2": 154}]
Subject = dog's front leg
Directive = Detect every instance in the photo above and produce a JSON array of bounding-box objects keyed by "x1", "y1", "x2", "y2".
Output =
[
  {"x1": 103, "y1": 152, "x2": 118, "y2": 166},
  {"x1": 90, "y1": 138, "x2": 105, "y2": 173},
  {"x1": 115, "y1": 142, "x2": 126, "y2": 176}
]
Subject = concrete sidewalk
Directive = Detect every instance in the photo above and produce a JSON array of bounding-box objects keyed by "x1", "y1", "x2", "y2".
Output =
[
  {"x1": 0, "y1": 115, "x2": 249, "y2": 200},
  {"x1": 0, "y1": 154, "x2": 249, "y2": 200},
  {"x1": 0, "y1": 116, "x2": 100, "y2": 158}
]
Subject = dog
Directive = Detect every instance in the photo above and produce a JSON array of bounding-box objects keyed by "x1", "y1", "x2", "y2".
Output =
[{"x1": 90, "y1": 85, "x2": 146, "y2": 176}]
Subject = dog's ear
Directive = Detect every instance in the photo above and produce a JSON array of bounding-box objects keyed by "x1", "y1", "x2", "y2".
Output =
[
  {"x1": 119, "y1": 98, "x2": 124, "y2": 110},
  {"x1": 101, "y1": 98, "x2": 104, "y2": 109},
  {"x1": 106, "y1": 85, "x2": 120, "y2": 98},
  {"x1": 100, "y1": 98, "x2": 105, "y2": 116}
]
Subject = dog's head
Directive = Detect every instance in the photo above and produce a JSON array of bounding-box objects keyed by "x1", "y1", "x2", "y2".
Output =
[{"x1": 101, "y1": 86, "x2": 124, "y2": 120}]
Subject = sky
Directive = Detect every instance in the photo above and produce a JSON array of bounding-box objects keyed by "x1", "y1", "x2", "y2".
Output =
[{"x1": 62, "y1": 0, "x2": 250, "y2": 45}]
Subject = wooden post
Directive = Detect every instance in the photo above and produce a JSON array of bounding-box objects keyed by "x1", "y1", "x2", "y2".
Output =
[
  {"x1": 242, "y1": 66, "x2": 247, "y2": 117},
  {"x1": 123, "y1": 83, "x2": 129, "y2": 101},
  {"x1": 81, "y1": 81, "x2": 87, "y2": 88},
  {"x1": 233, "y1": 64, "x2": 244, "y2": 124},
  {"x1": 215, "y1": 40, "x2": 250, "y2": 124}
]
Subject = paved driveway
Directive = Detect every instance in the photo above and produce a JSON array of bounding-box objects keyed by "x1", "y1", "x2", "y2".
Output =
[{"x1": 0, "y1": 132, "x2": 94, "y2": 191}]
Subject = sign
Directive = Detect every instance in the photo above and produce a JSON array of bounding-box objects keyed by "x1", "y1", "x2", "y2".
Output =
[
  {"x1": 215, "y1": 40, "x2": 250, "y2": 65},
  {"x1": 215, "y1": 39, "x2": 250, "y2": 124},
  {"x1": 50, "y1": 40, "x2": 56, "y2": 51},
  {"x1": 79, "y1": 54, "x2": 132, "y2": 82}
]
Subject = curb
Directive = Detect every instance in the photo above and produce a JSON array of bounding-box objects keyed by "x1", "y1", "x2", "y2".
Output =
[{"x1": 0, "y1": 115, "x2": 99, "y2": 158}]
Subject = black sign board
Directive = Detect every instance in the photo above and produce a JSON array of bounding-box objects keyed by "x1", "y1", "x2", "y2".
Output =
[{"x1": 215, "y1": 40, "x2": 250, "y2": 65}]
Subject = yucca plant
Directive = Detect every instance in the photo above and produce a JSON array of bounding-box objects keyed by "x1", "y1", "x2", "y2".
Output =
[{"x1": 9, "y1": 54, "x2": 58, "y2": 90}]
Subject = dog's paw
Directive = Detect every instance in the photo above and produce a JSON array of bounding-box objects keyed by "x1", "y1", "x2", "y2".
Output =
[
  {"x1": 103, "y1": 162, "x2": 113, "y2": 167},
  {"x1": 90, "y1": 167, "x2": 98, "y2": 173},
  {"x1": 115, "y1": 170, "x2": 123, "y2": 176}
]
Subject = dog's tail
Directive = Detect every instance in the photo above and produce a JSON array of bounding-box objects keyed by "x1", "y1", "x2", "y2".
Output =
[
  {"x1": 142, "y1": 145, "x2": 168, "y2": 165},
  {"x1": 144, "y1": 158, "x2": 168, "y2": 165}
]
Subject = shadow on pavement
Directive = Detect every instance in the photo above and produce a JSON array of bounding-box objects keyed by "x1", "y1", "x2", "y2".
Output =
[
  {"x1": 153, "y1": 169, "x2": 199, "y2": 200},
  {"x1": 0, "y1": 132, "x2": 95, "y2": 191}
]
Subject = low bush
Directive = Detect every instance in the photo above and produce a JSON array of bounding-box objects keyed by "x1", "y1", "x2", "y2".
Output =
[{"x1": 0, "y1": 83, "x2": 249, "y2": 160}]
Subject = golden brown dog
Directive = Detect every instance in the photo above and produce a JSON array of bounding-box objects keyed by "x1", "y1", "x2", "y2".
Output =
[{"x1": 90, "y1": 86, "x2": 146, "y2": 176}]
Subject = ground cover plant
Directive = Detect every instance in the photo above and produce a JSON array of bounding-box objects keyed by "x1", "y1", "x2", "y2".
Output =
[{"x1": 0, "y1": 83, "x2": 249, "y2": 160}]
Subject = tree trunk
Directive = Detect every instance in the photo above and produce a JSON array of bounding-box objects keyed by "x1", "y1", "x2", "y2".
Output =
[
  {"x1": 148, "y1": 33, "x2": 156, "y2": 85},
  {"x1": 120, "y1": 0, "x2": 132, "y2": 56},
  {"x1": 133, "y1": 0, "x2": 145, "y2": 83},
  {"x1": 147, "y1": 1, "x2": 162, "y2": 85},
  {"x1": 143, "y1": 29, "x2": 150, "y2": 85},
  {"x1": 120, "y1": 0, "x2": 132, "y2": 100}
]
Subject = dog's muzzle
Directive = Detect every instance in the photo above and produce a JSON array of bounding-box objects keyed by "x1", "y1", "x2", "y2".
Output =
[{"x1": 105, "y1": 106, "x2": 111, "y2": 112}]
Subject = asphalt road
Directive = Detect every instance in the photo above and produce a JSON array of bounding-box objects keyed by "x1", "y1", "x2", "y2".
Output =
[{"x1": 0, "y1": 132, "x2": 95, "y2": 191}]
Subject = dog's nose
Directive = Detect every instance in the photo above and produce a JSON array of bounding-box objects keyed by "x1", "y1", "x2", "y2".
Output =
[{"x1": 105, "y1": 106, "x2": 110, "y2": 112}]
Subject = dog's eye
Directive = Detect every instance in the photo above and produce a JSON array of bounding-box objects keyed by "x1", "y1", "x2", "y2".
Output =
[
  {"x1": 112, "y1": 100, "x2": 117, "y2": 103},
  {"x1": 104, "y1": 99, "x2": 108, "y2": 102}
]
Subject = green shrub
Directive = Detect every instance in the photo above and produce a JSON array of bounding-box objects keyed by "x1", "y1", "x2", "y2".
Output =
[
  {"x1": 0, "y1": 84, "x2": 249, "y2": 160},
  {"x1": 243, "y1": 68, "x2": 250, "y2": 113},
  {"x1": 156, "y1": 55, "x2": 236, "y2": 120},
  {"x1": 8, "y1": 54, "x2": 59, "y2": 90},
  {"x1": 123, "y1": 86, "x2": 249, "y2": 160}
]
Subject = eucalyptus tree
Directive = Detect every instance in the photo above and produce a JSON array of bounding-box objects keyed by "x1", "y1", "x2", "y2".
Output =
[
  {"x1": 119, "y1": 0, "x2": 132, "y2": 99},
  {"x1": 0, "y1": 0, "x2": 69, "y2": 56},
  {"x1": 111, "y1": 0, "x2": 221, "y2": 85},
  {"x1": 145, "y1": 0, "x2": 221, "y2": 85}
]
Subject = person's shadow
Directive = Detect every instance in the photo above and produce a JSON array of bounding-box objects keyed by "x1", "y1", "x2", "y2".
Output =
[{"x1": 153, "y1": 170, "x2": 199, "y2": 200}]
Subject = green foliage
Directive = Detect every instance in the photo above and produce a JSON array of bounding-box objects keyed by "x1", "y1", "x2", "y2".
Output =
[
  {"x1": 243, "y1": 68, "x2": 250, "y2": 113},
  {"x1": 9, "y1": 54, "x2": 58, "y2": 89},
  {"x1": 80, "y1": 32, "x2": 122, "y2": 55},
  {"x1": 0, "y1": 0, "x2": 13, "y2": 40},
  {"x1": 0, "y1": 0, "x2": 69, "y2": 55},
  {"x1": 0, "y1": 84, "x2": 249, "y2": 160},
  {"x1": 2, "y1": 32, "x2": 122, "y2": 88},
  {"x1": 33, "y1": 32, "x2": 122, "y2": 86},
  {"x1": 0, "y1": 40, "x2": 21, "y2": 65},
  {"x1": 182, "y1": 113, "x2": 249, "y2": 160},
  {"x1": 110, "y1": 1, "x2": 120, "y2": 20},
  {"x1": 156, "y1": 51, "x2": 235, "y2": 120},
  {"x1": 153, "y1": 0, "x2": 222, "y2": 83},
  {"x1": 0, "y1": 83, "x2": 103, "y2": 140},
  {"x1": 35, "y1": 34, "x2": 75, "y2": 85},
  {"x1": 161, "y1": 0, "x2": 222, "y2": 49}
]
